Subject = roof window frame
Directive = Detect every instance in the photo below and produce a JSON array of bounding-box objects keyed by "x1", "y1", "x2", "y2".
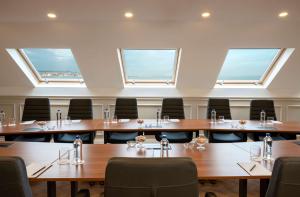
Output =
[
  {"x1": 118, "y1": 48, "x2": 181, "y2": 86},
  {"x1": 216, "y1": 48, "x2": 287, "y2": 86},
  {"x1": 17, "y1": 48, "x2": 84, "y2": 83}
]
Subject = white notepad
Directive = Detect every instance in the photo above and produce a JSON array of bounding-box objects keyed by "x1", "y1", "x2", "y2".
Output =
[
  {"x1": 238, "y1": 162, "x2": 271, "y2": 176},
  {"x1": 119, "y1": 119, "x2": 130, "y2": 123},
  {"x1": 20, "y1": 120, "x2": 35, "y2": 125},
  {"x1": 169, "y1": 119, "x2": 180, "y2": 122},
  {"x1": 26, "y1": 163, "x2": 52, "y2": 178},
  {"x1": 143, "y1": 143, "x2": 172, "y2": 150},
  {"x1": 72, "y1": 120, "x2": 81, "y2": 123}
]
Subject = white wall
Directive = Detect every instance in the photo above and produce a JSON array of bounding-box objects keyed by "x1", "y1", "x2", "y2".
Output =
[{"x1": 0, "y1": 1, "x2": 300, "y2": 98}]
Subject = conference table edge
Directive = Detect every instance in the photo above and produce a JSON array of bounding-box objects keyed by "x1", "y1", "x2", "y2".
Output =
[{"x1": 1, "y1": 119, "x2": 300, "y2": 135}]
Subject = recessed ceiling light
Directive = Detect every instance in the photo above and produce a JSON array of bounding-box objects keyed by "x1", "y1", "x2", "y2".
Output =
[
  {"x1": 278, "y1": 11, "x2": 288, "y2": 18},
  {"x1": 124, "y1": 12, "x2": 134, "y2": 18},
  {"x1": 47, "y1": 13, "x2": 57, "y2": 19},
  {"x1": 201, "y1": 12, "x2": 211, "y2": 18}
]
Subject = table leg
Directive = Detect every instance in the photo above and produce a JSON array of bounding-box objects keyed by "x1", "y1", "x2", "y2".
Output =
[
  {"x1": 239, "y1": 179, "x2": 247, "y2": 197},
  {"x1": 47, "y1": 181, "x2": 56, "y2": 197},
  {"x1": 260, "y1": 179, "x2": 269, "y2": 197},
  {"x1": 71, "y1": 181, "x2": 78, "y2": 197}
]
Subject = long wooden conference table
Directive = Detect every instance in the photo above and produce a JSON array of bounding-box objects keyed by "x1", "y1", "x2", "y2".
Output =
[
  {"x1": 1, "y1": 140, "x2": 300, "y2": 197},
  {"x1": 0, "y1": 119, "x2": 300, "y2": 197},
  {"x1": 1, "y1": 118, "x2": 300, "y2": 135}
]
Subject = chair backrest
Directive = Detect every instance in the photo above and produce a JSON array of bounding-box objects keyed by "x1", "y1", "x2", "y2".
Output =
[
  {"x1": 22, "y1": 98, "x2": 50, "y2": 121},
  {"x1": 250, "y1": 100, "x2": 277, "y2": 120},
  {"x1": 0, "y1": 156, "x2": 32, "y2": 197},
  {"x1": 114, "y1": 98, "x2": 138, "y2": 119},
  {"x1": 207, "y1": 98, "x2": 232, "y2": 119},
  {"x1": 68, "y1": 99, "x2": 93, "y2": 120},
  {"x1": 161, "y1": 98, "x2": 185, "y2": 119},
  {"x1": 266, "y1": 157, "x2": 300, "y2": 197},
  {"x1": 104, "y1": 157, "x2": 199, "y2": 197}
]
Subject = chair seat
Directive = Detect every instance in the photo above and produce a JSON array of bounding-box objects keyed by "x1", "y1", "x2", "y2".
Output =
[
  {"x1": 108, "y1": 132, "x2": 138, "y2": 144},
  {"x1": 161, "y1": 132, "x2": 192, "y2": 143},
  {"x1": 12, "y1": 135, "x2": 51, "y2": 142},
  {"x1": 211, "y1": 133, "x2": 243, "y2": 143},
  {"x1": 279, "y1": 133, "x2": 297, "y2": 140},
  {"x1": 55, "y1": 133, "x2": 94, "y2": 144}
]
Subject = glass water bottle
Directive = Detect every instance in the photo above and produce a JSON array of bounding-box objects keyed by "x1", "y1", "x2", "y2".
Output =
[
  {"x1": 104, "y1": 108, "x2": 110, "y2": 123},
  {"x1": 160, "y1": 135, "x2": 169, "y2": 157},
  {"x1": 211, "y1": 109, "x2": 217, "y2": 123},
  {"x1": 260, "y1": 110, "x2": 266, "y2": 125},
  {"x1": 263, "y1": 133, "x2": 272, "y2": 160},
  {"x1": 73, "y1": 135, "x2": 84, "y2": 165}
]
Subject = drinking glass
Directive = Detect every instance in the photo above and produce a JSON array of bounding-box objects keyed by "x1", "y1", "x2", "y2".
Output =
[
  {"x1": 218, "y1": 116, "x2": 225, "y2": 123},
  {"x1": 37, "y1": 121, "x2": 47, "y2": 130},
  {"x1": 163, "y1": 115, "x2": 169, "y2": 123},
  {"x1": 127, "y1": 140, "x2": 136, "y2": 148},
  {"x1": 9, "y1": 117, "x2": 16, "y2": 126},
  {"x1": 231, "y1": 123, "x2": 238, "y2": 128},
  {"x1": 65, "y1": 116, "x2": 72, "y2": 125},
  {"x1": 103, "y1": 108, "x2": 110, "y2": 123},
  {"x1": 196, "y1": 134, "x2": 207, "y2": 151},
  {"x1": 58, "y1": 147, "x2": 70, "y2": 165},
  {"x1": 112, "y1": 115, "x2": 118, "y2": 123},
  {"x1": 267, "y1": 117, "x2": 274, "y2": 124},
  {"x1": 250, "y1": 145, "x2": 261, "y2": 161}
]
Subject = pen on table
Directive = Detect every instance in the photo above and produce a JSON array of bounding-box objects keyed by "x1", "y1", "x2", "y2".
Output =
[
  {"x1": 250, "y1": 164, "x2": 256, "y2": 172},
  {"x1": 32, "y1": 166, "x2": 46, "y2": 176},
  {"x1": 32, "y1": 164, "x2": 52, "y2": 176}
]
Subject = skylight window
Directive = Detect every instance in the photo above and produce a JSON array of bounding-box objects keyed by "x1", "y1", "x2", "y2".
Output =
[
  {"x1": 119, "y1": 49, "x2": 181, "y2": 85},
  {"x1": 216, "y1": 48, "x2": 287, "y2": 86},
  {"x1": 19, "y1": 48, "x2": 83, "y2": 82}
]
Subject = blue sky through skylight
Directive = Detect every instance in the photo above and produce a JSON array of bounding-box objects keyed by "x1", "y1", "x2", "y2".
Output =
[
  {"x1": 218, "y1": 49, "x2": 280, "y2": 81},
  {"x1": 22, "y1": 48, "x2": 82, "y2": 80},
  {"x1": 123, "y1": 49, "x2": 177, "y2": 81}
]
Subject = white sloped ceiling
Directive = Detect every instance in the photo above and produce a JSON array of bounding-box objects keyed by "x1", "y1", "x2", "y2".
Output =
[{"x1": 0, "y1": 0, "x2": 299, "y2": 97}]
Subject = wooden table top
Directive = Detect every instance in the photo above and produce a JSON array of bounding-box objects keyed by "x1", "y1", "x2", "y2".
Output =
[
  {"x1": 1, "y1": 119, "x2": 300, "y2": 135},
  {"x1": 0, "y1": 142, "x2": 69, "y2": 167},
  {"x1": 1, "y1": 140, "x2": 299, "y2": 182}
]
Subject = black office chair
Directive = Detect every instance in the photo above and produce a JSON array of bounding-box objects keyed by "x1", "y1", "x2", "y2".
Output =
[
  {"x1": 104, "y1": 157, "x2": 215, "y2": 197},
  {"x1": 54, "y1": 99, "x2": 95, "y2": 144},
  {"x1": 155, "y1": 98, "x2": 194, "y2": 143},
  {"x1": 5, "y1": 98, "x2": 52, "y2": 142},
  {"x1": 265, "y1": 157, "x2": 300, "y2": 197},
  {"x1": 104, "y1": 98, "x2": 139, "y2": 144},
  {"x1": 0, "y1": 156, "x2": 33, "y2": 197},
  {"x1": 249, "y1": 100, "x2": 296, "y2": 141},
  {"x1": 206, "y1": 98, "x2": 247, "y2": 143},
  {"x1": 0, "y1": 156, "x2": 90, "y2": 197}
]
